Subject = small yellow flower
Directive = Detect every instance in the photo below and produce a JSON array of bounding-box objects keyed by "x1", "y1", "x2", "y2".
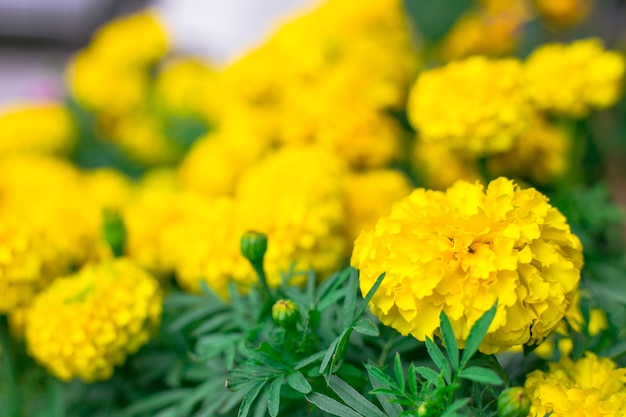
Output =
[
  {"x1": 0, "y1": 102, "x2": 75, "y2": 155},
  {"x1": 525, "y1": 353, "x2": 626, "y2": 416},
  {"x1": 408, "y1": 56, "x2": 531, "y2": 156},
  {"x1": 24, "y1": 259, "x2": 162, "y2": 382},
  {"x1": 352, "y1": 177, "x2": 583, "y2": 354},
  {"x1": 533, "y1": 0, "x2": 593, "y2": 27},
  {"x1": 525, "y1": 38, "x2": 625, "y2": 117}
]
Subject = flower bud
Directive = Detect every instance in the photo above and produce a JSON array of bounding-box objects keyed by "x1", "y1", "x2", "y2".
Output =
[
  {"x1": 272, "y1": 299, "x2": 299, "y2": 326},
  {"x1": 497, "y1": 387, "x2": 531, "y2": 417},
  {"x1": 240, "y1": 231, "x2": 267, "y2": 264}
]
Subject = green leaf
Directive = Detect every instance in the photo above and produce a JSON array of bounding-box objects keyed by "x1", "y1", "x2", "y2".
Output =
[
  {"x1": 195, "y1": 334, "x2": 243, "y2": 360},
  {"x1": 329, "y1": 376, "x2": 387, "y2": 417},
  {"x1": 342, "y1": 269, "x2": 359, "y2": 328},
  {"x1": 268, "y1": 375, "x2": 283, "y2": 417},
  {"x1": 353, "y1": 318, "x2": 380, "y2": 337},
  {"x1": 125, "y1": 389, "x2": 191, "y2": 415},
  {"x1": 319, "y1": 335, "x2": 341, "y2": 374},
  {"x1": 394, "y1": 353, "x2": 405, "y2": 390},
  {"x1": 407, "y1": 363, "x2": 418, "y2": 398},
  {"x1": 286, "y1": 371, "x2": 312, "y2": 394},
  {"x1": 367, "y1": 364, "x2": 402, "y2": 417},
  {"x1": 294, "y1": 350, "x2": 326, "y2": 370},
  {"x1": 190, "y1": 313, "x2": 233, "y2": 336},
  {"x1": 168, "y1": 304, "x2": 226, "y2": 332},
  {"x1": 439, "y1": 310, "x2": 459, "y2": 372},
  {"x1": 238, "y1": 380, "x2": 267, "y2": 417},
  {"x1": 425, "y1": 336, "x2": 451, "y2": 384},
  {"x1": 458, "y1": 366, "x2": 503, "y2": 385},
  {"x1": 460, "y1": 302, "x2": 498, "y2": 369},
  {"x1": 414, "y1": 366, "x2": 440, "y2": 386},
  {"x1": 305, "y1": 393, "x2": 364, "y2": 417},
  {"x1": 317, "y1": 267, "x2": 351, "y2": 306},
  {"x1": 353, "y1": 272, "x2": 386, "y2": 322},
  {"x1": 440, "y1": 398, "x2": 469, "y2": 417},
  {"x1": 364, "y1": 363, "x2": 397, "y2": 389}
]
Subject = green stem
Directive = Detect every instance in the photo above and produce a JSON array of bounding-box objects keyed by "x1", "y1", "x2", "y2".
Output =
[
  {"x1": 252, "y1": 257, "x2": 272, "y2": 302},
  {"x1": 0, "y1": 315, "x2": 20, "y2": 417}
]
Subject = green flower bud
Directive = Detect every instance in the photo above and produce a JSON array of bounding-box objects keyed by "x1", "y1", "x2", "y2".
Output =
[
  {"x1": 272, "y1": 299, "x2": 299, "y2": 326},
  {"x1": 240, "y1": 231, "x2": 268, "y2": 264},
  {"x1": 497, "y1": 387, "x2": 531, "y2": 417},
  {"x1": 102, "y1": 208, "x2": 127, "y2": 258}
]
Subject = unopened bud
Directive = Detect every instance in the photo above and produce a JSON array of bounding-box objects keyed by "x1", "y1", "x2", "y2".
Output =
[
  {"x1": 240, "y1": 231, "x2": 267, "y2": 264},
  {"x1": 272, "y1": 299, "x2": 299, "y2": 326},
  {"x1": 497, "y1": 387, "x2": 531, "y2": 417}
]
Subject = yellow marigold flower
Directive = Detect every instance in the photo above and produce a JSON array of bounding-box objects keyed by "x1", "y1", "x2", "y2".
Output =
[
  {"x1": 525, "y1": 353, "x2": 626, "y2": 416},
  {"x1": 343, "y1": 169, "x2": 413, "y2": 242},
  {"x1": 24, "y1": 259, "x2": 162, "y2": 382},
  {"x1": 488, "y1": 115, "x2": 572, "y2": 185},
  {"x1": 67, "y1": 49, "x2": 148, "y2": 115},
  {"x1": 351, "y1": 177, "x2": 583, "y2": 354},
  {"x1": 411, "y1": 140, "x2": 481, "y2": 190},
  {"x1": 81, "y1": 168, "x2": 134, "y2": 211},
  {"x1": 89, "y1": 11, "x2": 168, "y2": 66},
  {"x1": 439, "y1": 1, "x2": 530, "y2": 60},
  {"x1": 408, "y1": 57, "x2": 531, "y2": 156},
  {"x1": 525, "y1": 38, "x2": 625, "y2": 117},
  {"x1": 178, "y1": 124, "x2": 267, "y2": 199},
  {"x1": 236, "y1": 146, "x2": 348, "y2": 287},
  {"x1": 155, "y1": 58, "x2": 216, "y2": 117},
  {"x1": 0, "y1": 102, "x2": 75, "y2": 155},
  {"x1": 166, "y1": 196, "x2": 251, "y2": 299},
  {"x1": 533, "y1": 0, "x2": 592, "y2": 27}
]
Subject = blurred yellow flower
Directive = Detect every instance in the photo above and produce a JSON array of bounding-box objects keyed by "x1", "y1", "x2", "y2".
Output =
[
  {"x1": 0, "y1": 102, "x2": 75, "y2": 155},
  {"x1": 343, "y1": 169, "x2": 413, "y2": 242},
  {"x1": 24, "y1": 259, "x2": 162, "y2": 382},
  {"x1": 352, "y1": 177, "x2": 583, "y2": 354},
  {"x1": 525, "y1": 38, "x2": 625, "y2": 117},
  {"x1": 408, "y1": 56, "x2": 531, "y2": 156},
  {"x1": 533, "y1": 0, "x2": 593, "y2": 27},
  {"x1": 525, "y1": 353, "x2": 626, "y2": 416},
  {"x1": 236, "y1": 146, "x2": 348, "y2": 287},
  {"x1": 411, "y1": 140, "x2": 481, "y2": 190},
  {"x1": 488, "y1": 115, "x2": 572, "y2": 184}
]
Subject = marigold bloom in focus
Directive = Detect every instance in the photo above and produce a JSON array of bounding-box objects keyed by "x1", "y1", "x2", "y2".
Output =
[
  {"x1": 525, "y1": 38, "x2": 625, "y2": 117},
  {"x1": 351, "y1": 178, "x2": 583, "y2": 354},
  {"x1": 24, "y1": 259, "x2": 162, "y2": 382},
  {"x1": 408, "y1": 56, "x2": 530, "y2": 156},
  {"x1": 524, "y1": 353, "x2": 626, "y2": 416}
]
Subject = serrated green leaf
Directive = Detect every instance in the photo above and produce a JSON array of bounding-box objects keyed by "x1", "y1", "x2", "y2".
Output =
[
  {"x1": 353, "y1": 318, "x2": 379, "y2": 337},
  {"x1": 425, "y1": 337, "x2": 451, "y2": 384},
  {"x1": 268, "y1": 375, "x2": 283, "y2": 417},
  {"x1": 439, "y1": 310, "x2": 459, "y2": 372},
  {"x1": 329, "y1": 376, "x2": 387, "y2": 417},
  {"x1": 238, "y1": 380, "x2": 267, "y2": 417},
  {"x1": 305, "y1": 393, "x2": 364, "y2": 417},
  {"x1": 394, "y1": 353, "x2": 405, "y2": 389},
  {"x1": 286, "y1": 371, "x2": 312, "y2": 394},
  {"x1": 458, "y1": 366, "x2": 503, "y2": 385},
  {"x1": 460, "y1": 302, "x2": 498, "y2": 369}
]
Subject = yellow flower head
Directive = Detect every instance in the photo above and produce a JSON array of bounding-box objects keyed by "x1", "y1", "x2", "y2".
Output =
[
  {"x1": 525, "y1": 38, "x2": 625, "y2": 117},
  {"x1": 411, "y1": 140, "x2": 481, "y2": 191},
  {"x1": 488, "y1": 115, "x2": 572, "y2": 184},
  {"x1": 24, "y1": 259, "x2": 162, "y2": 382},
  {"x1": 351, "y1": 177, "x2": 583, "y2": 354},
  {"x1": 408, "y1": 57, "x2": 530, "y2": 156},
  {"x1": 533, "y1": 0, "x2": 593, "y2": 27},
  {"x1": 343, "y1": 169, "x2": 413, "y2": 242},
  {"x1": 236, "y1": 146, "x2": 348, "y2": 287},
  {"x1": 525, "y1": 353, "x2": 626, "y2": 416},
  {"x1": 0, "y1": 102, "x2": 75, "y2": 155}
]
